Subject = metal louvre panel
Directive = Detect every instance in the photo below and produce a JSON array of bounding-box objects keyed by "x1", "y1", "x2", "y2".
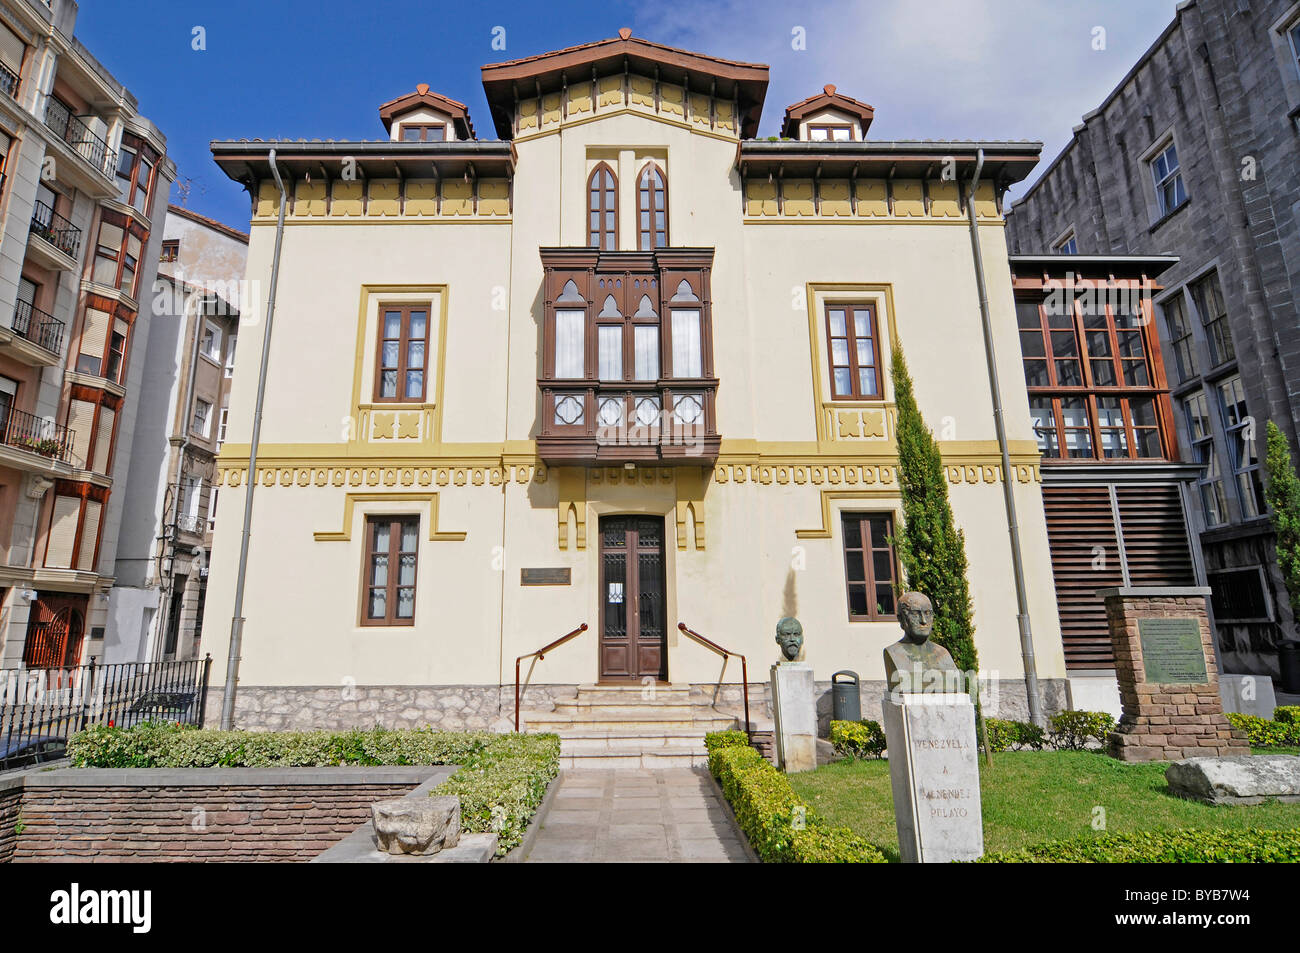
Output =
[
  {"x1": 1042, "y1": 485, "x2": 1124, "y2": 669},
  {"x1": 1115, "y1": 484, "x2": 1195, "y2": 586}
]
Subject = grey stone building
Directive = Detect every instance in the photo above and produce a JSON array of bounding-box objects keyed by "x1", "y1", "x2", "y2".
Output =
[{"x1": 1005, "y1": 0, "x2": 1300, "y2": 680}]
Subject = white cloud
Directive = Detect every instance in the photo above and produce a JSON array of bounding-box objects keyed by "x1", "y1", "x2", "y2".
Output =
[{"x1": 630, "y1": 0, "x2": 1180, "y2": 198}]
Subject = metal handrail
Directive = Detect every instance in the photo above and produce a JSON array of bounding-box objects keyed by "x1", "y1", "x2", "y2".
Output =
[
  {"x1": 30, "y1": 199, "x2": 83, "y2": 259},
  {"x1": 514, "y1": 622, "x2": 588, "y2": 731},
  {"x1": 678, "y1": 622, "x2": 751, "y2": 741},
  {"x1": 0, "y1": 61, "x2": 19, "y2": 101},
  {"x1": 12, "y1": 298, "x2": 66, "y2": 355},
  {"x1": 43, "y1": 97, "x2": 116, "y2": 178}
]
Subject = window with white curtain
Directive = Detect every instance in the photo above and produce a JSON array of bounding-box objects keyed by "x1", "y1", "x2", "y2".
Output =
[
  {"x1": 671, "y1": 310, "x2": 702, "y2": 378},
  {"x1": 598, "y1": 325, "x2": 622, "y2": 379},
  {"x1": 634, "y1": 325, "x2": 659, "y2": 380},
  {"x1": 554, "y1": 310, "x2": 585, "y2": 378}
]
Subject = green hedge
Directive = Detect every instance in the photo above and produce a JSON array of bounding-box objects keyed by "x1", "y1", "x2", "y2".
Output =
[
  {"x1": 980, "y1": 827, "x2": 1300, "y2": 863},
  {"x1": 1274, "y1": 705, "x2": 1300, "y2": 727},
  {"x1": 704, "y1": 731, "x2": 885, "y2": 863},
  {"x1": 984, "y1": 718, "x2": 1047, "y2": 752},
  {"x1": 1048, "y1": 710, "x2": 1116, "y2": 750},
  {"x1": 1225, "y1": 712, "x2": 1300, "y2": 748},
  {"x1": 829, "y1": 720, "x2": 886, "y2": 760},
  {"x1": 67, "y1": 724, "x2": 558, "y2": 855}
]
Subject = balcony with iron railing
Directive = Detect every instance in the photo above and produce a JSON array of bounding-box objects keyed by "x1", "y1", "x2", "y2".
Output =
[
  {"x1": 29, "y1": 199, "x2": 82, "y2": 261},
  {"x1": 11, "y1": 298, "x2": 66, "y2": 356},
  {"x1": 0, "y1": 61, "x2": 18, "y2": 102},
  {"x1": 0, "y1": 406, "x2": 75, "y2": 465},
  {"x1": 43, "y1": 97, "x2": 115, "y2": 179}
]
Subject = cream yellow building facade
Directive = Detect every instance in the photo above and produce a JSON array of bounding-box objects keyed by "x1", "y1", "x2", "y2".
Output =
[{"x1": 203, "y1": 35, "x2": 1069, "y2": 732}]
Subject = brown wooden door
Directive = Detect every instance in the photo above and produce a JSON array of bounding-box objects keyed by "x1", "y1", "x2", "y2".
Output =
[
  {"x1": 599, "y1": 515, "x2": 667, "y2": 681},
  {"x1": 23, "y1": 597, "x2": 86, "y2": 669}
]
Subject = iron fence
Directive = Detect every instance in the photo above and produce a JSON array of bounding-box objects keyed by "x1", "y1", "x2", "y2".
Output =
[
  {"x1": 0, "y1": 655, "x2": 211, "y2": 770},
  {"x1": 11, "y1": 298, "x2": 66, "y2": 355}
]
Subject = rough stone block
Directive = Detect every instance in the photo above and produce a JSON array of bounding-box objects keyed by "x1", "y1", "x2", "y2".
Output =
[
  {"x1": 1166, "y1": 755, "x2": 1300, "y2": 805},
  {"x1": 372, "y1": 796, "x2": 461, "y2": 855}
]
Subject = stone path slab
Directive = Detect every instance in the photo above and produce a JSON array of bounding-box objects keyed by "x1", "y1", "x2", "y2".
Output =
[{"x1": 522, "y1": 767, "x2": 752, "y2": 863}]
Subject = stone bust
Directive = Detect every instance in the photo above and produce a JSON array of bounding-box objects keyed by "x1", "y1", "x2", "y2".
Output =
[
  {"x1": 883, "y1": 591, "x2": 961, "y2": 693},
  {"x1": 775, "y1": 616, "x2": 804, "y2": 662}
]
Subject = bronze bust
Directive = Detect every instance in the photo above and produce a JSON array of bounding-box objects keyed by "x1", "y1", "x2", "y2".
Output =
[
  {"x1": 883, "y1": 591, "x2": 961, "y2": 693},
  {"x1": 775, "y1": 617, "x2": 804, "y2": 662}
]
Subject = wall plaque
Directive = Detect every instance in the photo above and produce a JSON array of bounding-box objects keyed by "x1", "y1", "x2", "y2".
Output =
[
  {"x1": 521, "y1": 567, "x2": 571, "y2": 586},
  {"x1": 1138, "y1": 617, "x2": 1208, "y2": 684}
]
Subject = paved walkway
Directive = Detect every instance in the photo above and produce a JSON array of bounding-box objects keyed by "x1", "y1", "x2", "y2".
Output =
[{"x1": 522, "y1": 767, "x2": 752, "y2": 863}]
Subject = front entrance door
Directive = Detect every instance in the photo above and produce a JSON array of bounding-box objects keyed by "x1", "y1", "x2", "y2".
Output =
[{"x1": 598, "y1": 515, "x2": 667, "y2": 681}]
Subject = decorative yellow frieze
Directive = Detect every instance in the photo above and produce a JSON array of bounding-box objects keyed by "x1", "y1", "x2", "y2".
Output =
[
  {"x1": 742, "y1": 179, "x2": 1001, "y2": 222},
  {"x1": 293, "y1": 180, "x2": 326, "y2": 216},
  {"x1": 891, "y1": 180, "x2": 925, "y2": 217},
  {"x1": 569, "y1": 81, "x2": 593, "y2": 115},
  {"x1": 929, "y1": 180, "x2": 962, "y2": 218},
  {"x1": 368, "y1": 179, "x2": 400, "y2": 216},
  {"x1": 819, "y1": 180, "x2": 852, "y2": 217},
  {"x1": 597, "y1": 76, "x2": 622, "y2": 107},
  {"x1": 330, "y1": 181, "x2": 364, "y2": 216}
]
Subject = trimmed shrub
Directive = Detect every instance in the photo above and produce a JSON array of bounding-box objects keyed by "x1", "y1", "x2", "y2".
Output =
[
  {"x1": 1225, "y1": 712, "x2": 1299, "y2": 748},
  {"x1": 979, "y1": 827, "x2": 1300, "y2": 863},
  {"x1": 829, "y1": 720, "x2": 886, "y2": 760},
  {"x1": 1049, "y1": 710, "x2": 1116, "y2": 750},
  {"x1": 707, "y1": 742, "x2": 885, "y2": 863},
  {"x1": 984, "y1": 718, "x2": 1047, "y2": 753},
  {"x1": 66, "y1": 723, "x2": 559, "y2": 855},
  {"x1": 704, "y1": 730, "x2": 751, "y2": 754},
  {"x1": 1274, "y1": 706, "x2": 1300, "y2": 727},
  {"x1": 1263, "y1": 421, "x2": 1300, "y2": 624}
]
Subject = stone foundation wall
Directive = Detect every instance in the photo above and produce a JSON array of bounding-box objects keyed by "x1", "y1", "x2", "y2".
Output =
[
  {"x1": 7, "y1": 767, "x2": 445, "y2": 862},
  {"x1": 226, "y1": 679, "x2": 1068, "y2": 735},
  {"x1": 0, "y1": 780, "x2": 20, "y2": 864}
]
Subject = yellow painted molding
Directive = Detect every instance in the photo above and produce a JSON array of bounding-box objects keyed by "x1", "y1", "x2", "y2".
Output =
[
  {"x1": 313, "y1": 492, "x2": 466, "y2": 542},
  {"x1": 805, "y1": 284, "x2": 901, "y2": 445},
  {"x1": 673, "y1": 466, "x2": 709, "y2": 551},
  {"x1": 795, "y1": 489, "x2": 903, "y2": 539},
  {"x1": 510, "y1": 106, "x2": 740, "y2": 146}
]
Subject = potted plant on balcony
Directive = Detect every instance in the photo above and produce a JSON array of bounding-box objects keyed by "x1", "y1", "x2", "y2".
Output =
[{"x1": 19, "y1": 436, "x2": 63, "y2": 458}]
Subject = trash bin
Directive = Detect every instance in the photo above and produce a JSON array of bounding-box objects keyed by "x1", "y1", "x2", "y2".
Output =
[
  {"x1": 1280, "y1": 641, "x2": 1300, "y2": 695},
  {"x1": 832, "y1": 671, "x2": 861, "y2": 723}
]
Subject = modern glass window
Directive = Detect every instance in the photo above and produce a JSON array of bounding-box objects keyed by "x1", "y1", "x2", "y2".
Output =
[
  {"x1": 825, "y1": 303, "x2": 881, "y2": 399},
  {"x1": 841, "y1": 512, "x2": 897, "y2": 620},
  {"x1": 1161, "y1": 293, "x2": 1197, "y2": 382},
  {"x1": 362, "y1": 515, "x2": 419, "y2": 626},
  {"x1": 1150, "y1": 141, "x2": 1187, "y2": 216},
  {"x1": 1017, "y1": 293, "x2": 1167, "y2": 461},
  {"x1": 217, "y1": 407, "x2": 228, "y2": 447},
  {"x1": 224, "y1": 336, "x2": 236, "y2": 377},
  {"x1": 400, "y1": 123, "x2": 445, "y2": 142},
  {"x1": 375, "y1": 304, "x2": 430, "y2": 401},
  {"x1": 1217, "y1": 374, "x2": 1265, "y2": 520},
  {"x1": 191, "y1": 398, "x2": 212, "y2": 438},
  {"x1": 1184, "y1": 390, "x2": 1228, "y2": 526},
  {"x1": 1191, "y1": 272, "x2": 1234, "y2": 367},
  {"x1": 637, "y1": 163, "x2": 667, "y2": 250},
  {"x1": 587, "y1": 162, "x2": 617, "y2": 251}
]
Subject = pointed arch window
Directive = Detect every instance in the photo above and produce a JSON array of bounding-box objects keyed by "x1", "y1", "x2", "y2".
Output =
[
  {"x1": 638, "y1": 163, "x2": 667, "y2": 250},
  {"x1": 588, "y1": 163, "x2": 617, "y2": 250}
]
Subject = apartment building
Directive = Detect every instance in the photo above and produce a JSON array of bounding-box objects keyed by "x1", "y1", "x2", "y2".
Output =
[
  {"x1": 1005, "y1": 0, "x2": 1300, "y2": 681},
  {"x1": 106, "y1": 205, "x2": 246, "y2": 663},
  {"x1": 0, "y1": 0, "x2": 173, "y2": 669}
]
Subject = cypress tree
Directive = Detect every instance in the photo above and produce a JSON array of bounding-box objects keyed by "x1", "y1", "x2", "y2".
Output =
[
  {"x1": 1264, "y1": 421, "x2": 1300, "y2": 625},
  {"x1": 890, "y1": 344, "x2": 979, "y2": 676}
]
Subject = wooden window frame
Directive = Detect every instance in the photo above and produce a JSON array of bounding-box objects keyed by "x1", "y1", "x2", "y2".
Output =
[
  {"x1": 840, "y1": 512, "x2": 898, "y2": 622},
  {"x1": 191, "y1": 397, "x2": 212, "y2": 438},
  {"x1": 1190, "y1": 271, "x2": 1235, "y2": 368},
  {"x1": 587, "y1": 162, "x2": 617, "y2": 251},
  {"x1": 1216, "y1": 374, "x2": 1265, "y2": 520},
  {"x1": 824, "y1": 302, "x2": 883, "y2": 401},
  {"x1": 399, "y1": 123, "x2": 446, "y2": 142},
  {"x1": 1017, "y1": 292, "x2": 1174, "y2": 462},
  {"x1": 807, "y1": 123, "x2": 854, "y2": 141},
  {"x1": 159, "y1": 239, "x2": 179, "y2": 263},
  {"x1": 1160, "y1": 292, "x2": 1198, "y2": 382},
  {"x1": 373, "y1": 302, "x2": 432, "y2": 403},
  {"x1": 361, "y1": 514, "x2": 420, "y2": 627},
  {"x1": 637, "y1": 162, "x2": 668, "y2": 251},
  {"x1": 1182, "y1": 389, "x2": 1228, "y2": 527}
]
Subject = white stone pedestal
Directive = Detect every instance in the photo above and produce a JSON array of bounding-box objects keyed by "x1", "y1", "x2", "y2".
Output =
[
  {"x1": 771, "y1": 662, "x2": 817, "y2": 773},
  {"x1": 881, "y1": 692, "x2": 983, "y2": 863}
]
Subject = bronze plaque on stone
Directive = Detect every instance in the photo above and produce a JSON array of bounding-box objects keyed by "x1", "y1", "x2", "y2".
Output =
[
  {"x1": 1138, "y1": 617, "x2": 1208, "y2": 684},
  {"x1": 521, "y1": 567, "x2": 571, "y2": 586}
]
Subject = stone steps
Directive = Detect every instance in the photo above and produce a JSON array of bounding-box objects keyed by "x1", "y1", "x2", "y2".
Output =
[{"x1": 522, "y1": 683, "x2": 735, "y2": 769}]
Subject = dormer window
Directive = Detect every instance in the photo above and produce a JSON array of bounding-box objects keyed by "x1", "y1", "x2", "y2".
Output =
[
  {"x1": 783, "y1": 84, "x2": 874, "y2": 141},
  {"x1": 378, "y1": 83, "x2": 475, "y2": 141}
]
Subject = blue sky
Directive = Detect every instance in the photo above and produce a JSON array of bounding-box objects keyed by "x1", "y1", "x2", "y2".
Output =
[{"x1": 74, "y1": 0, "x2": 1181, "y2": 231}]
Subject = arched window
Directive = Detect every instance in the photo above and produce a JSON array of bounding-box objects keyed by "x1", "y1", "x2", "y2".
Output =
[
  {"x1": 587, "y1": 163, "x2": 617, "y2": 250},
  {"x1": 638, "y1": 163, "x2": 667, "y2": 250}
]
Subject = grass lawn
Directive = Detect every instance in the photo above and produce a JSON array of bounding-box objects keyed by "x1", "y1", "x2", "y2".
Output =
[{"x1": 788, "y1": 749, "x2": 1300, "y2": 862}]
